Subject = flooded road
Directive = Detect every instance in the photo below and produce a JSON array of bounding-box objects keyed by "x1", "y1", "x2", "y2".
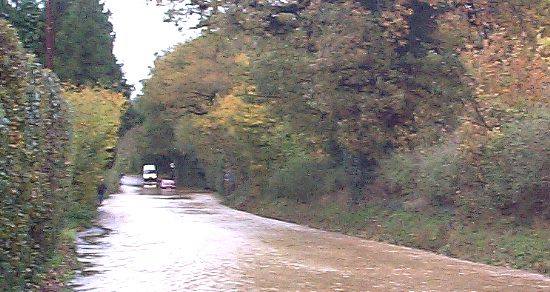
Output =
[{"x1": 71, "y1": 178, "x2": 550, "y2": 291}]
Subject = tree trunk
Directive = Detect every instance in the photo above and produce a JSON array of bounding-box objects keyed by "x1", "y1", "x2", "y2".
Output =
[{"x1": 45, "y1": 0, "x2": 54, "y2": 69}]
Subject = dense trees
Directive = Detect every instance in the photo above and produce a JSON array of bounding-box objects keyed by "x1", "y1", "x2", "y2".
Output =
[
  {"x1": 122, "y1": 0, "x2": 549, "y2": 273},
  {"x1": 0, "y1": 0, "x2": 129, "y2": 92},
  {"x1": 136, "y1": 0, "x2": 482, "y2": 194},
  {"x1": 54, "y1": 0, "x2": 124, "y2": 88},
  {"x1": 0, "y1": 0, "x2": 43, "y2": 57}
]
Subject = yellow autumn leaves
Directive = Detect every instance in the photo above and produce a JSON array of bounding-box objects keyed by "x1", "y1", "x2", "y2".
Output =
[{"x1": 64, "y1": 87, "x2": 126, "y2": 206}]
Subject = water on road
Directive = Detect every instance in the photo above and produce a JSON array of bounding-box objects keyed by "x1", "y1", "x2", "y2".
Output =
[{"x1": 71, "y1": 179, "x2": 550, "y2": 291}]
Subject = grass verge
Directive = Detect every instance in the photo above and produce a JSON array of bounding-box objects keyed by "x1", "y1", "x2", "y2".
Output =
[{"x1": 38, "y1": 228, "x2": 79, "y2": 291}]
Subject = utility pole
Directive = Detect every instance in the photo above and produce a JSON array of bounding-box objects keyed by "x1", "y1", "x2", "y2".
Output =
[{"x1": 45, "y1": 0, "x2": 54, "y2": 69}]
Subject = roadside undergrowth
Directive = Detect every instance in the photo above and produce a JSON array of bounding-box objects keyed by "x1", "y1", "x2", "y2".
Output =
[{"x1": 38, "y1": 228, "x2": 79, "y2": 291}]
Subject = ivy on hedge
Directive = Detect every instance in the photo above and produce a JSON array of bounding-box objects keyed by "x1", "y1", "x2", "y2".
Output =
[{"x1": 0, "y1": 19, "x2": 71, "y2": 289}]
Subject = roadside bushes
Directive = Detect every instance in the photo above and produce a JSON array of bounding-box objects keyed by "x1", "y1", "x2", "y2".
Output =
[
  {"x1": 379, "y1": 111, "x2": 550, "y2": 222},
  {"x1": 0, "y1": 20, "x2": 127, "y2": 289},
  {"x1": 267, "y1": 157, "x2": 348, "y2": 203},
  {"x1": 380, "y1": 143, "x2": 462, "y2": 207},
  {"x1": 416, "y1": 144, "x2": 462, "y2": 207},
  {"x1": 480, "y1": 111, "x2": 549, "y2": 219},
  {"x1": 268, "y1": 157, "x2": 327, "y2": 203},
  {"x1": 64, "y1": 87, "x2": 126, "y2": 225},
  {"x1": 105, "y1": 126, "x2": 144, "y2": 190},
  {"x1": 0, "y1": 20, "x2": 71, "y2": 289}
]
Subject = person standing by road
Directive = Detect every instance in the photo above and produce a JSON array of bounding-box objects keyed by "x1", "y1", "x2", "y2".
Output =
[
  {"x1": 97, "y1": 178, "x2": 107, "y2": 205},
  {"x1": 223, "y1": 170, "x2": 236, "y2": 196}
]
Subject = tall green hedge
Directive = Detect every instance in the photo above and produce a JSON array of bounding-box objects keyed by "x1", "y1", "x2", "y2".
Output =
[{"x1": 0, "y1": 20, "x2": 71, "y2": 289}]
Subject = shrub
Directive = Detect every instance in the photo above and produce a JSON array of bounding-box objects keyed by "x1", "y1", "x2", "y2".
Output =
[
  {"x1": 379, "y1": 153, "x2": 416, "y2": 196},
  {"x1": 268, "y1": 156, "x2": 333, "y2": 203},
  {"x1": 323, "y1": 166, "x2": 350, "y2": 194},
  {"x1": 480, "y1": 112, "x2": 550, "y2": 220},
  {"x1": 416, "y1": 145, "x2": 461, "y2": 206},
  {"x1": 380, "y1": 143, "x2": 461, "y2": 206}
]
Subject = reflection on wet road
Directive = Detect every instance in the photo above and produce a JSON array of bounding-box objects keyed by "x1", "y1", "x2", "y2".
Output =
[{"x1": 71, "y1": 179, "x2": 550, "y2": 291}]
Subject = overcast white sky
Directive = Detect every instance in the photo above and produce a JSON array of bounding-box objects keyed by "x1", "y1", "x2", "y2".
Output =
[{"x1": 102, "y1": 0, "x2": 200, "y2": 98}]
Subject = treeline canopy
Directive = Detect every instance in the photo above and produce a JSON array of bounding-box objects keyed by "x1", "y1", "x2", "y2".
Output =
[{"x1": 0, "y1": 0, "x2": 130, "y2": 93}]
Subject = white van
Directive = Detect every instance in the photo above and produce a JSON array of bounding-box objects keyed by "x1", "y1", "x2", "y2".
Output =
[{"x1": 142, "y1": 164, "x2": 158, "y2": 185}]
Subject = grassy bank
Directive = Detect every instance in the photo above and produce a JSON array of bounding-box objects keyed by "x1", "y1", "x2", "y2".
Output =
[{"x1": 225, "y1": 193, "x2": 549, "y2": 275}]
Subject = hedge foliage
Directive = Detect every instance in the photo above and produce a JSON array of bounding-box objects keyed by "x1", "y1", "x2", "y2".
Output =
[
  {"x1": 0, "y1": 20, "x2": 126, "y2": 289},
  {"x1": 0, "y1": 20, "x2": 71, "y2": 289}
]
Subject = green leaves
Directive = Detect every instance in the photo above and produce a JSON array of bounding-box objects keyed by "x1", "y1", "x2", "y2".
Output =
[
  {"x1": 0, "y1": 0, "x2": 44, "y2": 58},
  {"x1": 0, "y1": 19, "x2": 71, "y2": 289},
  {"x1": 64, "y1": 87, "x2": 126, "y2": 208},
  {"x1": 54, "y1": 0, "x2": 125, "y2": 89}
]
